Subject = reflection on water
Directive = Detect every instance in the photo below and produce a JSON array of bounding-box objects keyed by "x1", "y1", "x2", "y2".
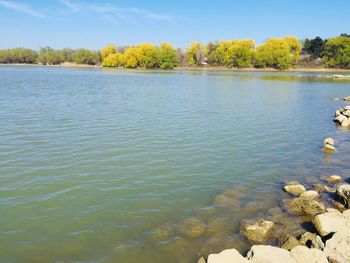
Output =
[{"x1": 0, "y1": 66, "x2": 350, "y2": 262}]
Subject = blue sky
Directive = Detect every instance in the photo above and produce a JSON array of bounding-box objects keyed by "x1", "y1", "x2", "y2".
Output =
[{"x1": 0, "y1": 0, "x2": 349, "y2": 50}]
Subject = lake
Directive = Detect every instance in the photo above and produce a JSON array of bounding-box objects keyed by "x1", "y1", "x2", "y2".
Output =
[{"x1": 1, "y1": 66, "x2": 350, "y2": 263}]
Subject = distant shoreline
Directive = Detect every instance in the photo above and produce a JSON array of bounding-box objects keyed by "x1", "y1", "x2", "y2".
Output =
[{"x1": 1, "y1": 63, "x2": 350, "y2": 73}]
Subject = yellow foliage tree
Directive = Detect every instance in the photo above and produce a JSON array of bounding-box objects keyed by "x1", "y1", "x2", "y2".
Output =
[{"x1": 100, "y1": 44, "x2": 118, "y2": 61}]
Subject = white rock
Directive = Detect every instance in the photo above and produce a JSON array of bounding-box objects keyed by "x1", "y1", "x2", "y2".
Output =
[
  {"x1": 246, "y1": 245, "x2": 295, "y2": 263},
  {"x1": 284, "y1": 183, "x2": 306, "y2": 196},
  {"x1": 299, "y1": 190, "x2": 319, "y2": 199},
  {"x1": 207, "y1": 249, "x2": 248, "y2": 263},
  {"x1": 335, "y1": 114, "x2": 347, "y2": 123},
  {"x1": 324, "y1": 230, "x2": 350, "y2": 263},
  {"x1": 312, "y1": 211, "x2": 348, "y2": 236},
  {"x1": 341, "y1": 118, "x2": 350, "y2": 127},
  {"x1": 289, "y1": 246, "x2": 328, "y2": 263},
  {"x1": 345, "y1": 105, "x2": 350, "y2": 110},
  {"x1": 343, "y1": 110, "x2": 350, "y2": 117},
  {"x1": 335, "y1": 109, "x2": 341, "y2": 116},
  {"x1": 344, "y1": 96, "x2": 350, "y2": 102},
  {"x1": 324, "y1": 137, "x2": 334, "y2": 146}
]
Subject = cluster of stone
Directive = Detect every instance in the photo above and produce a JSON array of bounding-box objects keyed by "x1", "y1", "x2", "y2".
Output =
[
  {"x1": 198, "y1": 180, "x2": 350, "y2": 263},
  {"x1": 334, "y1": 105, "x2": 350, "y2": 128}
]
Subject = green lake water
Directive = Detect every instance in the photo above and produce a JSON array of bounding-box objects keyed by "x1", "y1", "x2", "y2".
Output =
[{"x1": 1, "y1": 66, "x2": 350, "y2": 263}]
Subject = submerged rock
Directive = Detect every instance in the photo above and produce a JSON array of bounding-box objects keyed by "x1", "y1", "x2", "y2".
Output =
[
  {"x1": 323, "y1": 143, "x2": 336, "y2": 153},
  {"x1": 324, "y1": 229, "x2": 350, "y2": 263},
  {"x1": 176, "y1": 217, "x2": 206, "y2": 238},
  {"x1": 299, "y1": 232, "x2": 324, "y2": 249},
  {"x1": 289, "y1": 246, "x2": 328, "y2": 263},
  {"x1": 312, "y1": 183, "x2": 328, "y2": 193},
  {"x1": 246, "y1": 245, "x2": 294, "y2": 263},
  {"x1": 150, "y1": 223, "x2": 174, "y2": 241},
  {"x1": 207, "y1": 249, "x2": 248, "y2": 263},
  {"x1": 283, "y1": 182, "x2": 306, "y2": 196},
  {"x1": 213, "y1": 194, "x2": 240, "y2": 209},
  {"x1": 282, "y1": 197, "x2": 326, "y2": 216},
  {"x1": 322, "y1": 174, "x2": 342, "y2": 184},
  {"x1": 241, "y1": 220, "x2": 274, "y2": 243},
  {"x1": 336, "y1": 184, "x2": 350, "y2": 208}
]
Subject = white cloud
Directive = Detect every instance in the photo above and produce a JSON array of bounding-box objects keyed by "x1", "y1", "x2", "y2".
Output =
[
  {"x1": 58, "y1": 0, "x2": 176, "y2": 23},
  {"x1": 0, "y1": 0, "x2": 45, "y2": 18}
]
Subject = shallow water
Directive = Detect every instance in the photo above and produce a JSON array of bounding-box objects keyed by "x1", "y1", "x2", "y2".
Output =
[{"x1": 1, "y1": 66, "x2": 350, "y2": 263}]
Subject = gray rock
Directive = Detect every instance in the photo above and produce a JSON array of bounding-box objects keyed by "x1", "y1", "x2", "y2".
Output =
[
  {"x1": 336, "y1": 184, "x2": 350, "y2": 208},
  {"x1": 207, "y1": 249, "x2": 248, "y2": 263},
  {"x1": 281, "y1": 235, "x2": 304, "y2": 250},
  {"x1": 241, "y1": 220, "x2": 275, "y2": 243},
  {"x1": 283, "y1": 182, "x2": 306, "y2": 196},
  {"x1": 289, "y1": 246, "x2": 328, "y2": 263},
  {"x1": 299, "y1": 232, "x2": 324, "y2": 249},
  {"x1": 324, "y1": 229, "x2": 350, "y2": 263},
  {"x1": 246, "y1": 245, "x2": 295, "y2": 263}
]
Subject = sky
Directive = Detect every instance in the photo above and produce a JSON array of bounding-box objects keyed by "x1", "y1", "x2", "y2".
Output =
[{"x1": 0, "y1": 0, "x2": 349, "y2": 50}]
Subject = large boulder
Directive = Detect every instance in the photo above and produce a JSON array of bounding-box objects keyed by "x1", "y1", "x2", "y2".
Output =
[
  {"x1": 299, "y1": 232, "x2": 324, "y2": 250},
  {"x1": 312, "y1": 209, "x2": 349, "y2": 236},
  {"x1": 283, "y1": 182, "x2": 306, "y2": 196},
  {"x1": 207, "y1": 249, "x2": 248, "y2": 263},
  {"x1": 241, "y1": 220, "x2": 274, "y2": 243},
  {"x1": 246, "y1": 245, "x2": 295, "y2": 263},
  {"x1": 324, "y1": 229, "x2": 350, "y2": 263},
  {"x1": 282, "y1": 197, "x2": 326, "y2": 216},
  {"x1": 289, "y1": 246, "x2": 328, "y2": 263},
  {"x1": 336, "y1": 184, "x2": 350, "y2": 208}
]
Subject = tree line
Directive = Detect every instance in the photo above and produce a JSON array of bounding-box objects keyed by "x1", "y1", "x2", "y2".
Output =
[{"x1": 0, "y1": 34, "x2": 349, "y2": 70}]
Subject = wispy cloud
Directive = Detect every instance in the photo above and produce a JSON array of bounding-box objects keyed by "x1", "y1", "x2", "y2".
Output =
[
  {"x1": 58, "y1": 0, "x2": 80, "y2": 12},
  {"x1": 58, "y1": 0, "x2": 177, "y2": 23},
  {"x1": 0, "y1": 0, "x2": 45, "y2": 18}
]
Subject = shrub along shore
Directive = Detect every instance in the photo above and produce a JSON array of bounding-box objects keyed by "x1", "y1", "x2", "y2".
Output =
[{"x1": 1, "y1": 34, "x2": 350, "y2": 70}]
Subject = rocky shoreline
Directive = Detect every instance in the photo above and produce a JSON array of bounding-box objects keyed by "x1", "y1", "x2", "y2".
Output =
[{"x1": 197, "y1": 97, "x2": 350, "y2": 263}]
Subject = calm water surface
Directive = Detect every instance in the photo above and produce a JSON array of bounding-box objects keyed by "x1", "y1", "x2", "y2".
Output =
[{"x1": 1, "y1": 66, "x2": 350, "y2": 263}]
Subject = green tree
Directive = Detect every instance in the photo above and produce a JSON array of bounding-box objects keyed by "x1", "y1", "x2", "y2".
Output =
[
  {"x1": 302, "y1": 36, "x2": 325, "y2": 58},
  {"x1": 73, "y1": 49, "x2": 100, "y2": 65},
  {"x1": 322, "y1": 36, "x2": 350, "y2": 68},
  {"x1": 185, "y1": 41, "x2": 208, "y2": 65}
]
